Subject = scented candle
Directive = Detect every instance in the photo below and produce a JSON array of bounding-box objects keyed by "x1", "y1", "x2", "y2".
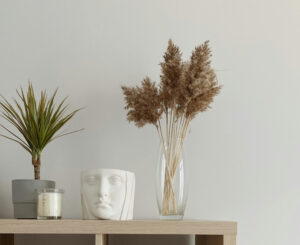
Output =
[{"x1": 37, "y1": 188, "x2": 64, "y2": 219}]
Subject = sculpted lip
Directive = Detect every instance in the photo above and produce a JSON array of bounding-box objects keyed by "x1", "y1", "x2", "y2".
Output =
[{"x1": 95, "y1": 201, "x2": 111, "y2": 209}]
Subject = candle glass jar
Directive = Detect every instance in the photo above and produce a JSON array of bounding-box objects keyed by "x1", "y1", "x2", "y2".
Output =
[{"x1": 37, "y1": 188, "x2": 64, "y2": 219}]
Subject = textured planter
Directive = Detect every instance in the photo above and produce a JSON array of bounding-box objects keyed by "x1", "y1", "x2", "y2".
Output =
[{"x1": 12, "y1": 179, "x2": 55, "y2": 219}]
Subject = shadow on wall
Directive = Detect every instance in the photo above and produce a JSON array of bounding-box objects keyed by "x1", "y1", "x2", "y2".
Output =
[{"x1": 15, "y1": 234, "x2": 193, "y2": 245}]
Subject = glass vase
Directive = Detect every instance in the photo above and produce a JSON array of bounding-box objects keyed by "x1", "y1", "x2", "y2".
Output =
[{"x1": 156, "y1": 138, "x2": 188, "y2": 220}]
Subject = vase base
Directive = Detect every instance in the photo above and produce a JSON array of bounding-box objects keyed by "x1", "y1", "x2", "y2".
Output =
[{"x1": 160, "y1": 214, "x2": 183, "y2": 220}]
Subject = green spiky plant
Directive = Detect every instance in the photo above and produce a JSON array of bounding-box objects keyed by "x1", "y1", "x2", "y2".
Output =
[{"x1": 0, "y1": 83, "x2": 82, "y2": 180}]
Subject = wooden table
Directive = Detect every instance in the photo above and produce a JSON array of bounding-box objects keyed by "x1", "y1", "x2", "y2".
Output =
[{"x1": 0, "y1": 219, "x2": 237, "y2": 245}]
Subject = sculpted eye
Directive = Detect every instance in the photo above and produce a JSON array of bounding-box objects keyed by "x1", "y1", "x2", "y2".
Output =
[
  {"x1": 85, "y1": 175, "x2": 98, "y2": 185},
  {"x1": 108, "y1": 175, "x2": 123, "y2": 185}
]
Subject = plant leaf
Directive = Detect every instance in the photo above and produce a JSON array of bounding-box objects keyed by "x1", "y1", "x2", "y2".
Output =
[{"x1": 0, "y1": 83, "x2": 82, "y2": 157}]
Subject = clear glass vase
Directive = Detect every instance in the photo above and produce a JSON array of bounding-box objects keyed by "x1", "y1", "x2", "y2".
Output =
[{"x1": 156, "y1": 138, "x2": 188, "y2": 220}]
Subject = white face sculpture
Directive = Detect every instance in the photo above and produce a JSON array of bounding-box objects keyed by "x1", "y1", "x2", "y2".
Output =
[{"x1": 81, "y1": 169, "x2": 135, "y2": 220}]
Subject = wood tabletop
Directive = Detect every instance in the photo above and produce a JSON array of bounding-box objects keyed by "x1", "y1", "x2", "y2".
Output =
[{"x1": 0, "y1": 219, "x2": 237, "y2": 235}]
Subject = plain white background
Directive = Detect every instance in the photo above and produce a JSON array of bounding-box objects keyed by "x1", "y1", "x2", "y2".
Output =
[{"x1": 0, "y1": 0, "x2": 300, "y2": 244}]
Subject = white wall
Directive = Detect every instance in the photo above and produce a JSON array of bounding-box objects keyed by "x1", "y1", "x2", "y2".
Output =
[{"x1": 0, "y1": 0, "x2": 300, "y2": 244}]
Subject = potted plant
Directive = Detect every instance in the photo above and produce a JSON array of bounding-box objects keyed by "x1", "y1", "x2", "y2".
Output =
[
  {"x1": 122, "y1": 40, "x2": 221, "y2": 219},
  {"x1": 0, "y1": 83, "x2": 82, "y2": 218}
]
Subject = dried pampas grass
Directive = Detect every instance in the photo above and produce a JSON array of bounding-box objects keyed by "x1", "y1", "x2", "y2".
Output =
[{"x1": 122, "y1": 39, "x2": 221, "y2": 215}]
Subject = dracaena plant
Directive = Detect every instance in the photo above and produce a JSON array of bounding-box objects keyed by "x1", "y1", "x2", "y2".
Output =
[{"x1": 0, "y1": 83, "x2": 82, "y2": 180}]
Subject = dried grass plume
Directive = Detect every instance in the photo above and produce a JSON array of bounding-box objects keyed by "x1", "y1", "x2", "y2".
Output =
[{"x1": 122, "y1": 39, "x2": 221, "y2": 126}]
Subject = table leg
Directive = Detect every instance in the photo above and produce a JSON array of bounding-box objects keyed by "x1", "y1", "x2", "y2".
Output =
[
  {"x1": 95, "y1": 234, "x2": 108, "y2": 245},
  {"x1": 195, "y1": 235, "x2": 236, "y2": 245},
  {"x1": 223, "y1": 235, "x2": 236, "y2": 245},
  {"x1": 0, "y1": 234, "x2": 14, "y2": 245}
]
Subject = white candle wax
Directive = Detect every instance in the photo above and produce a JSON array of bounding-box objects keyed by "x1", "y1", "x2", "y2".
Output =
[{"x1": 37, "y1": 192, "x2": 62, "y2": 218}]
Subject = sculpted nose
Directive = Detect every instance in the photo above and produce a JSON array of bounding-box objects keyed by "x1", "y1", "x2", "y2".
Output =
[
  {"x1": 98, "y1": 191, "x2": 108, "y2": 198},
  {"x1": 98, "y1": 181, "x2": 109, "y2": 198}
]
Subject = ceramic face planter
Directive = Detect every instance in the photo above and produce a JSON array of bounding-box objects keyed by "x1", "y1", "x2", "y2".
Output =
[{"x1": 81, "y1": 169, "x2": 135, "y2": 220}]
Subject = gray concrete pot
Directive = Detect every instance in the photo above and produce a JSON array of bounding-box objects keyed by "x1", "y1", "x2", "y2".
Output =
[{"x1": 12, "y1": 179, "x2": 55, "y2": 219}]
